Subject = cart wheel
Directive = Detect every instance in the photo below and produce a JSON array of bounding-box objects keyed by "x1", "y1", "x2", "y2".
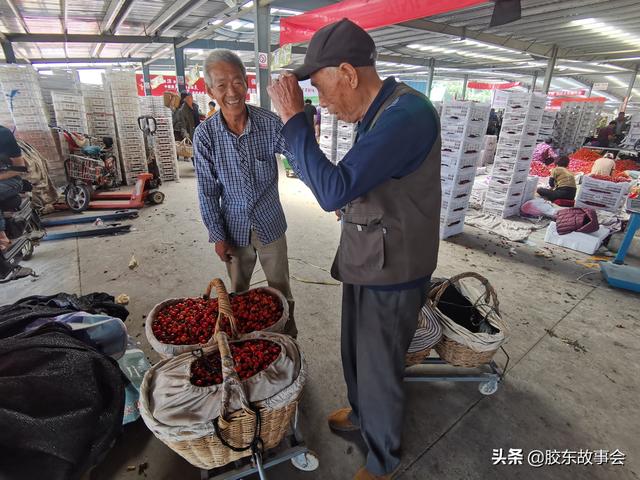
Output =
[
  {"x1": 149, "y1": 190, "x2": 165, "y2": 205},
  {"x1": 66, "y1": 184, "x2": 91, "y2": 212},
  {"x1": 21, "y1": 240, "x2": 34, "y2": 260},
  {"x1": 291, "y1": 451, "x2": 319, "y2": 471},
  {"x1": 479, "y1": 380, "x2": 499, "y2": 396}
]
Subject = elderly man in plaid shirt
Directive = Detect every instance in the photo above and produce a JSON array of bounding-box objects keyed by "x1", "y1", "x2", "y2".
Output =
[{"x1": 193, "y1": 49, "x2": 297, "y2": 336}]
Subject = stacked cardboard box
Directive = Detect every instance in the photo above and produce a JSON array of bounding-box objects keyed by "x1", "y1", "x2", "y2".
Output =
[
  {"x1": 139, "y1": 96, "x2": 179, "y2": 181},
  {"x1": 439, "y1": 100, "x2": 491, "y2": 239},
  {"x1": 0, "y1": 64, "x2": 64, "y2": 185},
  {"x1": 483, "y1": 92, "x2": 545, "y2": 218},
  {"x1": 106, "y1": 70, "x2": 148, "y2": 185},
  {"x1": 319, "y1": 107, "x2": 338, "y2": 164},
  {"x1": 335, "y1": 121, "x2": 356, "y2": 163},
  {"x1": 575, "y1": 176, "x2": 631, "y2": 213}
]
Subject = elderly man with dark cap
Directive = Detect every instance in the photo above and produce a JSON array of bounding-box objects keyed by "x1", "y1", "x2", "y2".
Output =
[{"x1": 268, "y1": 18, "x2": 441, "y2": 480}]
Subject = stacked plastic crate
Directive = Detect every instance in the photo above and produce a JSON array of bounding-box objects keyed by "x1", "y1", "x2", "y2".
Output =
[
  {"x1": 82, "y1": 83, "x2": 122, "y2": 184},
  {"x1": 440, "y1": 100, "x2": 491, "y2": 239},
  {"x1": 0, "y1": 64, "x2": 64, "y2": 184},
  {"x1": 139, "y1": 96, "x2": 179, "y2": 181},
  {"x1": 193, "y1": 93, "x2": 209, "y2": 116},
  {"x1": 319, "y1": 107, "x2": 337, "y2": 164},
  {"x1": 574, "y1": 102, "x2": 602, "y2": 146},
  {"x1": 106, "y1": 70, "x2": 147, "y2": 185},
  {"x1": 39, "y1": 70, "x2": 80, "y2": 128},
  {"x1": 622, "y1": 118, "x2": 640, "y2": 148},
  {"x1": 0, "y1": 93, "x2": 14, "y2": 131},
  {"x1": 52, "y1": 91, "x2": 88, "y2": 157},
  {"x1": 483, "y1": 92, "x2": 545, "y2": 218},
  {"x1": 553, "y1": 102, "x2": 582, "y2": 154},
  {"x1": 537, "y1": 110, "x2": 556, "y2": 143},
  {"x1": 335, "y1": 121, "x2": 356, "y2": 163}
]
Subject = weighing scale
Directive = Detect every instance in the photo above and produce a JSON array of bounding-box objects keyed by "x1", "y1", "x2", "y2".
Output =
[{"x1": 600, "y1": 206, "x2": 640, "y2": 292}]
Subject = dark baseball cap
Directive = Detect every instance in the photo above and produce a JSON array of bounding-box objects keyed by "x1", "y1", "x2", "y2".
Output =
[{"x1": 293, "y1": 18, "x2": 377, "y2": 81}]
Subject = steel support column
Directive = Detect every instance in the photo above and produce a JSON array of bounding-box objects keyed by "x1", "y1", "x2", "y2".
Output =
[
  {"x1": 142, "y1": 63, "x2": 152, "y2": 95},
  {"x1": 174, "y1": 43, "x2": 186, "y2": 92},
  {"x1": 426, "y1": 58, "x2": 435, "y2": 98},
  {"x1": 530, "y1": 70, "x2": 538, "y2": 93},
  {"x1": 461, "y1": 74, "x2": 469, "y2": 100},
  {"x1": 542, "y1": 44, "x2": 559, "y2": 94},
  {"x1": 254, "y1": 2, "x2": 271, "y2": 109},
  {"x1": 1, "y1": 40, "x2": 17, "y2": 63},
  {"x1": 621, "y1": 64, "x2": 639, "y2": 112}
]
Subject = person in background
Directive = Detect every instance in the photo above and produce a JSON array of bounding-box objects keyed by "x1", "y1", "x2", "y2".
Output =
[
  {"x1": 206, "y1": 101, "x2": 217, "y2": 118},
  {"x1": 303, "y1": 99, "x2": 318, "y2": 130},
  {"x1": 614, "y1": 111, "x2": 628, "y2": 137},
  {"x1": 595, "y1": 120, "x2": 617, "y2": 147},
  {"x1": 0, "y1": 125, "x2": 26, "y2": 251},
  {"x1": 193, "y1": 49, "x2": 297, "y2": 337},
  {"x1": 591, "y1": 152, "x2": 616, "y2": 176},
  {"x1": 487, "y1": 108, "x2": 500, "y2": 135},
  {"x1": 532, "y1": 137, "x2": 558, "y2": 166},
  {"x1": 268, "y1": 19, "x2": 440, "y2": 480},
  {"x1": 537, "y1": 156, "x2": 577, "y2": 202},
  {"x1": 176, "y1": 91, "x2": 199, "y2": 141}
]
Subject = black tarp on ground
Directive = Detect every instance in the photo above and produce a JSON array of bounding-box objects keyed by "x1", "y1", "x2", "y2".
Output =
[{"x1": 0, "y1": 323, "x2": 125, "y2": 480}]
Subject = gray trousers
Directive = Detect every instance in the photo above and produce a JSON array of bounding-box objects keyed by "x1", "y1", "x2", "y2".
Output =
[
  {"x1": 341, "y1": 282, "x2": 427, "y2": 475},
  {"x1": 226, "y1": 232, "x2": 297, "y2": 337}
]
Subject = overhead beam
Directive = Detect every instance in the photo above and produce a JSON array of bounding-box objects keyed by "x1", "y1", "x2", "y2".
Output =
[
  {"x1": 1, "y1": 40, "x2": 17, "y2": 63},
  {"x1": 6, "y1": 33, "x2": 176, "y2": 44},
  {"x1": 100, "y1": 0, "x2": 127, "y2": 33},
  {"x1": 159, "y1": 0, "x2": 210, "y2": 35},
  {"x1": 542, "y1": 44, "x2": 559, "y2": 93},
  {"x1": 111, "y1": 0, "x2": 135, "y2": 33},
  {"x1": 60, "y1": 0, "x2": 68, "y2": 33},
  {"x1": 177, "y1": 3, "x2": 257, "y2": 48},
  {"x1": 29, "y1": 57, "x2": 147, "y2": 64},
  {"x1": 399, "y1": 18, "x2": 568, "y2": 59}
]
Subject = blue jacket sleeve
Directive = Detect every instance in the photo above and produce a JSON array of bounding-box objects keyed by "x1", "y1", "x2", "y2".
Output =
[
  {"x1": 193, "y1": 127, "x2": 226, "y2": 243},
  {"x1": 281, "y1": 99, "x2": 437, "y2": 212}
]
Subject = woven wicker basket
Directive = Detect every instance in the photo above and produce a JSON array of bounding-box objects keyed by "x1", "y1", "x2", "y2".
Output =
[
  {"x1": 140, "y1": 281, "x2": 303, "y2": 469},
  {"x1": 431, "y1": 272, "x2": 505, "y2": 368},
  {"x1": 145, "y1": 278, "x2": 289, "y2": 358},
  {"x1": 176, "y1": 138, "x2": 193, "y2": 158}
]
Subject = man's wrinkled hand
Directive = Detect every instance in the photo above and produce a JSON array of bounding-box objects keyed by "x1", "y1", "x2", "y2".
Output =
[
  {"x1": 214, "y1": 240, "x2": 233, "y2": 263},
  {"x1": 267, "y1": 73, "x2": 305, "y2": 124}
]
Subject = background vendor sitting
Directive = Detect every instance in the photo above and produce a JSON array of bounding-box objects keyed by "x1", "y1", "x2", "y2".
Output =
[
  {"x1": 537, "y1": 156, "x2": 577, "y2": 202},
  {"x1": 590, "y1": 152, "x2": 616, "y2": 176}
]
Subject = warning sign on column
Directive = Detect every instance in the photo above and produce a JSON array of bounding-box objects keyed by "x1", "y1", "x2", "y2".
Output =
[{"x1": 258, "y1": 52, "x2": 269, "y2": 69}]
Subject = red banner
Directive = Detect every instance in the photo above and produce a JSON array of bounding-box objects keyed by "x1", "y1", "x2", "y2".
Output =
[
  {"x1": 549, "y1": 96, "x2": 606, "y2": 108},
  {"x1": 135, "y1": 74, "x2": 257, "y2": 98},
  {"x1": 279, "y1": 0, "x2": 487, "y2": 45},
  {"x1": 468, "y1": 81, "x2": 521, "y2": 90},
  {"x1": 548, "y1": 89, "x2": 587, "y2": 97}
]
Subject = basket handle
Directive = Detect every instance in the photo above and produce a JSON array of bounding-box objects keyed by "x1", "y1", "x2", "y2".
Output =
[
  {"x1": 207, "y1": 278, "x2": 239, "y2": 339},
  {"x1": 214, "y1": 329, "x2": 255, "y2": 428},
  {"x1": 429, "y1": 272, "x2": 500, "y2": 313}
]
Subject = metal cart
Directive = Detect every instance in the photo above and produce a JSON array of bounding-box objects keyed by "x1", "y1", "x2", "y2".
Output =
[
  {"x1": 404, "y1": 349, "x2": 509, "y2": 396},
  {"x1": 200, "y1": 406, "x2": 319, "y2": 480}
]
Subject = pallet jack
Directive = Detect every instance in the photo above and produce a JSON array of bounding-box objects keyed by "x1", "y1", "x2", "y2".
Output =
[
  {"x1": 40, "y1": 209, "x2": 139, "y2": 241},
  {"x1": 62, "y1": 116, "x2": 165, "y2": 212}
]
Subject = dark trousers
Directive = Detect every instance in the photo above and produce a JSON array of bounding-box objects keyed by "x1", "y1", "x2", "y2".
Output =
[
  {"x1": 341, "y1": 282, "x2": 427, "y2": 475},
  {"x1": 537, "y1": 186, "x2": 576, "y2": 202}
]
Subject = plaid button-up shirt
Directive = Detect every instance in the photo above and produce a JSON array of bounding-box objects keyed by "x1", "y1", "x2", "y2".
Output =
[{"x1": 193, "y1": 105, "x2": 293, "y2": 247}]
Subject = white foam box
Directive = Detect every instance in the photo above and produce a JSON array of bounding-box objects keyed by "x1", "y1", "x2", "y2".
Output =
[
  {"x1": 575, "y1": 176, "x2": 631, "y2": 213},
  {"x1": 522, "y1": 176, "x2": 539, "y2": 204},
  {"x1": 544, "y1": 222, "x2": 611, "y2": 254}
]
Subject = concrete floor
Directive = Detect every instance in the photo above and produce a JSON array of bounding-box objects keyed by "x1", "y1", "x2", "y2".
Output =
[{"x1": 2, "y1": 162, "x2": 639, "y2": 480}]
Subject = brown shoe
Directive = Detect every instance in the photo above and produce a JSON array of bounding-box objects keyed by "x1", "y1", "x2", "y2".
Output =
[
  {"x1": 353, "y1": 466, "x2": 399, "y2": 479},
  {"x1": 327, "y1": 408, "x2": 359, "y2": 432}
]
